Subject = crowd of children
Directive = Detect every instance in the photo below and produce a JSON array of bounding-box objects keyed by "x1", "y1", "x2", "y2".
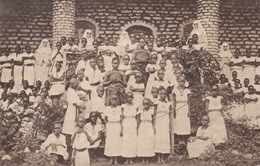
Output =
[{"x1": 0, "y1": 19, "x2": 259, "y2": 165}]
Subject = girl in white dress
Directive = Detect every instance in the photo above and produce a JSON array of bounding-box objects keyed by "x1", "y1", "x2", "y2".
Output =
[
  {"x1": 242, "y1": 49, "x2": 255, "y2": 83},
  {"x1": 244, "y1": 85, "x2": 258, "y2": 127},
  {"x1": 22, "y1": 46, "x2": 36, "y2": 87},
  {"x1": 230, "y1": 49, "x2": 243, "y2": 81},
  {"x1": 128, "y1": 72, "x2": 145, "y2": 107},
  {"x1": 205, "y1": 85, "x2": 227, "y2": 145},
  {"x1": 154, "y1": 89, "x2": 173, "y2": 164},
  {"x1": 172, "y1": 76, "x2": 191, "y2": 143},
  {"x1": 121, "y1": 92, "x2": 138, "y2": 165},
  {"x1": 137, "y1": 98, "x2": 155, "y2": 165},
  {"x1": 104, "y1": 95, "x2": 123, "y2": 165},
  {"x1": 218, "y1": 42, "x2": 232, "y2": 80},
  {"x1": 35, "y1": 39, "x2": 52, "y2": 83},
  {"x1": 71, "y1": 116, "x2": 91, "y2": 166},
  {"x1": 187, "y1": 115, "x2": 214, "y2": 158}
]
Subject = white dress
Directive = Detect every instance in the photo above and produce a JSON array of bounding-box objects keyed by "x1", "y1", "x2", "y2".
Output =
[
  {"x1": 35, "y1": 51, "x2": 51, "y2": 83},
  {"x1": 10, "y1": 53, "x2": 24, "y2": 91},
  {"x1": 230, "y1": 57, "x2": 243, "y2": 81},
  {"x1": 104, "y1": 106, "x2": 122, "y2": 157},
  {"x1": 155, "y1": 100, "x2": 171, "y2": 154},
  {"x1": 121, "y1": 104, "x2": 138, "y2": 157},
  {"x1": 137, "y1": 108, "x2": 155, "y2": 157},
  {"x1": 72, "y1": 129, "x2": 90, "y2": 166},
  {"x1": 128, "y1": 81, "x2": 145, "y2": 108},
  {"x1": 0, "y1": 56, "x2": 12, "y2": 83},
  {"x1": 242, "y1": 57, "x2": 255, "y2": 83},
  {"x1": 206, "y1": 96, "x2": 227, "y2": 144},
  {"x1": 187, "y1": 126, "x2": 214, "y2": 158},
  {"x1": 41, "y1": 133, "x2": 69, "y2": 160},
  {"x1": 84, "y1": 123, "x2": 103, "y2": 148},
  {"x1": 244, "y1": 94, "x2": 259, "y2": 127},
  {"x1": 173, "y1": 88, "x2": 191, "y2": 135},
  {"x1": 62, "y1": 88, "x2": 81, "y2": 135},
  {"x1": 23, "y1": 53, "x2": 35, "y2": 86}
]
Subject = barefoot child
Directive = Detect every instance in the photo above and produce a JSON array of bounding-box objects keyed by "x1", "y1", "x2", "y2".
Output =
[
  {"x1": 155, "y1": 88, "x2": 173, "y2": 164},
  {"x1": 104, "y1": 95, "x2": 123, "y2": 165},
  {"x1": 121, "y1": 92, "x2": 138, "y2": 164},
  {"x1": 137, "y1": 98, "x2": 155, "y2": 165},
  {"x1": 71, "y1": 116, "x2": 91, "y2": 166}
]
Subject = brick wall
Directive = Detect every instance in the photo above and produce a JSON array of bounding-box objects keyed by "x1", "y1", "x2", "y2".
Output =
[
  {"x1": 75, "y1": 0, "x2": 197, "y2": 40},
  {"x1": 0, "y1": 0, "x2": 52, "y2": 51},
  {"x1": 53, "y1": 0, "x2": 75, "y2": 47},
  {"x1": 0, "y1": 0, "x2": 259, "y2": 54},
  {"x1": 219, "y1": 0, "x2": 260, "y2": 54}
]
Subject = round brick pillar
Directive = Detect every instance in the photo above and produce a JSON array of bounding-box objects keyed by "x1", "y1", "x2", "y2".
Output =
[
  {"x1": 52, "y1": 0, "x2": 75, "y2": 45},
  {"x1": 197, "y1": 0, "x2": 220, "y2": 57}
]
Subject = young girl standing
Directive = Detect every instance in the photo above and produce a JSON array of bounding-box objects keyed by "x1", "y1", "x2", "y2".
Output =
[
  {"x1": 71, "y1": 116, "x2": 91, "y2": 166},
  {"x1": 172, "y1": 76, "x2": 191, "y2": 144},
  {"x1": 104, "y1": 95, "x2": 123, "y2": 165},
  {"x1": 121, "y1": 92, "x2": 138, "y2": 165},
  {"x1": 137, "y1": 98, "x2": 155, "y2": 165},
  {"x1": 155, "y1": 88, "x2": 173, "y2": 163},
  {"x1": 205, "y1": 85, "x2": 227, "y2": 145}
]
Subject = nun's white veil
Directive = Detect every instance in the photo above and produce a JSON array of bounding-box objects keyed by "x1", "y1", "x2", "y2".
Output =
[
  {"x1": 82, "y1": 29, "x2": 94, "y2": 46},
  {"x1": 219, "y1": 42, "x2": 233, "y2": 58},
  {"x1": 189, "y1": 20, "x2": 208, "y2": 45},
  {"x1": 117, "y1": 31, "x2": 131, "y2": 47},
  {"x1": 36, "y1": 38, "x2": 52, "y2": 55}
]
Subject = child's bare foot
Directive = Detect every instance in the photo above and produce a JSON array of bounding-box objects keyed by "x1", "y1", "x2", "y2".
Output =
[
  {"x1": 109, "y1": 158, "x2": 114, "y2": 165},
  {"x1": 129, "y1": 160, "x2": 134, "y2": 165},
  {"x1": 141, "y1": 159, "x2": 145, "y2": 165},
  {"x1": 123, "y1": 159, "x2": 129, "y2": 165}
]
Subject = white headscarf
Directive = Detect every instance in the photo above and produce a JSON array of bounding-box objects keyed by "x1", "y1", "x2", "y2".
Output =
[
  {"x1": 82, "y1": 29, "x2": 94, "y2": 47},
  {"x1": 36, "y1": 38, "x2": 52, "y2": 55},
  {"x1": 117, "y1": 31, "x2": 131, "y2": 47},
  {"x1": 218, "y1": 42, "x2": 232, "y2": 58},
  {"x1": 189, "y1": 20, "x2": 208, "y2": 45}
]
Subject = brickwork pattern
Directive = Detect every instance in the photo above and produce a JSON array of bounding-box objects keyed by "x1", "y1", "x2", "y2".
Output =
[
  {"x1": 75, "y1": 0, "x2": 197, "y2": 40},
  {"x1": 0, "y1": 0, "x2": 52, "y2": 51},
  {"x1": 53, "y1": 0, "x2": 75, "y2": 47},
  {"x1": 0, "y1": 0, "x2": 259, "y2": 54},
  {"x1": 219, "y1": 0, "x2": 260, "y2": 55},
  {"x1": 197, "y1": 0, "x2": 220, "y2": 56}
]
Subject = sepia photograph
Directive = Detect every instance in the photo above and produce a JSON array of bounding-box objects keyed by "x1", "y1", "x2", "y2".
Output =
[{"x1": 0, "y1": 0, "x2": 259, "y2": 165}]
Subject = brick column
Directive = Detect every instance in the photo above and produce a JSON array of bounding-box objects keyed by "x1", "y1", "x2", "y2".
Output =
[
  {"x1": 53, "y1": 0, "x2": 75, "y2": 45},
  {"x1": 197, "y1": 0, "x2": 220, "y2": 56}
]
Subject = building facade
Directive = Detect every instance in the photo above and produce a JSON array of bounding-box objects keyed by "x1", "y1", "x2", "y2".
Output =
[{"x1": 0, "y1": 0, "x2": 259, "y2": 56}]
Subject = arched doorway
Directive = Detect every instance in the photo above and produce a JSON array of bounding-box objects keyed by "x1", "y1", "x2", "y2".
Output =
[
  {"x1": 126, "y1": 25, "x2": 153, "y2": 38},
  {"x1": 179, "y1": 20, "x2": 194, "y2": 39},
  {"x1": 121, "y1": 21, "x2": 158, "y2": 40},
  {"x1": 75, "y1": 18, "x2": 99, "y2": 39}
]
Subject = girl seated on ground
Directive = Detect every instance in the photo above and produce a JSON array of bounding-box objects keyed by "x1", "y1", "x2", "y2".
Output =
[
  {"x1": 41, "y1": 122, "x2": 69, "y2": 163},
  {"x1": 187, "y1": 115, "x2": 214, "y2": 159}
]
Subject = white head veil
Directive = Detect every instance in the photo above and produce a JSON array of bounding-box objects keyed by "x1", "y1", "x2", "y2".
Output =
[
  {"x1": 117, "y1": 31, "x2": 131, "y2": 47},
  {"x1": 36, "y1": 38, "x2": 52, "y2": 55},
  {"x1": 190, "y1": 20, "x2": 208, "y2": 44},
  {"x1": 82, "y1": 29, "x2": 94, "y2": 47},
  {"x1": 219, "y1": 42, "x2": 233, "y2": 58}
]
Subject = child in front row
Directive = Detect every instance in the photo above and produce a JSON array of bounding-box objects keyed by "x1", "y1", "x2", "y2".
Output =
[
  {"x1": 137, "y1": 98, "x2": 155, "y2": 165},
  {"x1": 71, "y1": 116, "x2": 91, "y2": 166},
  {"x1": 121, "y1": 92, "x2": 138, "y2": 164},
  {"x1": 155, "y1": 88, "x2": 173, "y2": 163},
  {"x1": 104, "y1": 95, "x2": 123, "y2": 165},
  {"x1": 41, "y1": 122, "x2": 69, "y2": 163}
]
